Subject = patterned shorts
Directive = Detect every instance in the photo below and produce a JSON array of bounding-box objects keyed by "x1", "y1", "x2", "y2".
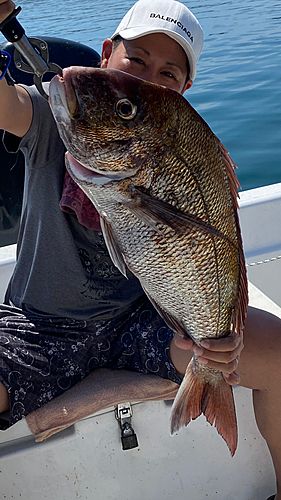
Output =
[{"x1": 0, "y1": 297, "x2": 182, "y2": 425}]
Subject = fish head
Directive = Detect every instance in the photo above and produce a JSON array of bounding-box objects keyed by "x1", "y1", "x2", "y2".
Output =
[{"x1": 49, "y1": 66, "x2": 180, "y2": 184}]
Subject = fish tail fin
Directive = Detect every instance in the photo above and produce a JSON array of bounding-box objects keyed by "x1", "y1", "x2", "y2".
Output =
[{"x1": 170, "y1": 360, "x2": 238, "y2": 456}]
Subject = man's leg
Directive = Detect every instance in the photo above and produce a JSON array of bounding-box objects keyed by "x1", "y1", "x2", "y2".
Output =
[
  {"x1": 170, "y1": 306, "x2": 281, "y2": 499},
  {"x1": 0, "y1": 381, "x2": 9, "y2": 413},
  {"x1": 238, "y1": 307, "x2": 281, "y2": 500}
]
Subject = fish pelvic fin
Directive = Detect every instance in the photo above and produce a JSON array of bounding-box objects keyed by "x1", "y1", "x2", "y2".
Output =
[
  {"x1": 100, "y1": 215, "x2": 128, "y2": 278},
  {"x1": 145, "y1": 290, "x2": 187, "y2": 338},
  {"x1": 170, "y1": 359, "x2": 238, "y2": 457}
]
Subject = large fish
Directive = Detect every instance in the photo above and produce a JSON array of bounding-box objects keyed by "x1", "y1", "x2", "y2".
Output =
[{"x1": 49, "y1": 67, "x2": 248, "y2": 456}]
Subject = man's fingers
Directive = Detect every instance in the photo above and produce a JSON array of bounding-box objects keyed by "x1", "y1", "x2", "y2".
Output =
[
  {"x1": 197, "y1": 354, "x2": 240, "y2": 373},
  {"x1": 193, "y1": 341, "x2": 243, "y2": 364},
  {"x1": 223, "y1": 371, "x2": 241, "y2": 386},
  {"x1": 199, "y1": 331, "x2": 242, "y2": 352},
  {"x1": 174, "y1": 336, "x2": 194, "y2": 351},
  {"x1": 173, "y1": 331, "x2": 244, "y2": 385}
]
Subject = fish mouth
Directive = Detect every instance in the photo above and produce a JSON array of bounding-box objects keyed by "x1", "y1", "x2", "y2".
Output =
[
  {"x1": 49, "y1": 70, "x2": 79, "y2": 118},
  {"x1": 65, "y1": 152, "x2": 121, "y2": 186}
]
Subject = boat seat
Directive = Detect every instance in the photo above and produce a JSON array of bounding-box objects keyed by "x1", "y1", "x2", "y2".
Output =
[{"x1": 0, "y1": 36, "x2": 100, "y2": 248}]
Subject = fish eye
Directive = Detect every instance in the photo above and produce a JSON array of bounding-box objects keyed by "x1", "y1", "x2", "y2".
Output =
[{"x1": 115, "y1": 99, "x2": 137, "y2": 120}]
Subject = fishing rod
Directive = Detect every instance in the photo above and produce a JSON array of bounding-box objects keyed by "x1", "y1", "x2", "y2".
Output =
[{"x1": 0, "y1": 6, "x2": 62, "y2": 99}]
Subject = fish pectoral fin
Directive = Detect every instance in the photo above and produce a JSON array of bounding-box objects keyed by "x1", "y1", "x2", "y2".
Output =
[
  {"x1": 123, "y1": 186, "x2": 229, "y2": 240},
  {"x1": 145, "y1": 290, "x2": 187, "y2": 338},
  {"x1": 170, "y1": 359, "x2": 238, "y2": 456},
  {"x1": 100, "y1": 215, "x2": 127, "y2": 278}
]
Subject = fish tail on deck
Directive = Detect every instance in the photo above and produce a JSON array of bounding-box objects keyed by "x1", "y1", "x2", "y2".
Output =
[{"x1": 170, "y1": 360, "x2": 238, "y2": 456}]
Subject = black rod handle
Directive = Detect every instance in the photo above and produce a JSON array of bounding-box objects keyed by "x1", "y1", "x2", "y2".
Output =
[{"x1": 0, "y1": 7, "x2": 25, "y2": 43}]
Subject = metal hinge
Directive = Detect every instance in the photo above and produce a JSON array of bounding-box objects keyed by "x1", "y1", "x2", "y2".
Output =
[{"x1": 115, "y1": 402, "x2": 139, "y2": 451}]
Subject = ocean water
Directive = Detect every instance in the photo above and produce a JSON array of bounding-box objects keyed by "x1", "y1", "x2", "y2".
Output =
[{"x1": 1, "y1": 0, "x2": 280, "y2": 190}]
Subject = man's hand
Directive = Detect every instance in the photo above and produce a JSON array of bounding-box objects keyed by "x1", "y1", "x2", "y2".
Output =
[
  {"x1": 0, "y1": 0, "x2": 15, "y2": 24},
  {"x1": 174, "y1": 330, "x2": 244, "y2": 386}
]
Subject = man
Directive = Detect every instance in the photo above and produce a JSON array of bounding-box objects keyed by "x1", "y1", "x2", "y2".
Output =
[{"x1": 0, "y1": 1, "x2": 280, "y2": 498}]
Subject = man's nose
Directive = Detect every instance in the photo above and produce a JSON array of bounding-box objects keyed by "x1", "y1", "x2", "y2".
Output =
[{"x1": 141, "y1": 68, "x2": 159, "y2": 85}]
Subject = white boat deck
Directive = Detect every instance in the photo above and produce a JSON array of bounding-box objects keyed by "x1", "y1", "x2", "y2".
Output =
[
  {"x1": 0, "y1": 183, "x2": 280, "y2": 500},
  {"x1": 240, "y1": 182, "x2": 281, "y2": 309}
]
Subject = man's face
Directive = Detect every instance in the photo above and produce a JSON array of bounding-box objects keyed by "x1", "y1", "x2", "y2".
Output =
[{"x1": 100, "y1": 33, "x2": 193, "y2": 95}]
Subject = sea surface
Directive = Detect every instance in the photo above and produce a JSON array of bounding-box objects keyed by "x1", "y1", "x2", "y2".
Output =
[{"x1": 1, "y1": 0, "x2": 280, "y2": 190}]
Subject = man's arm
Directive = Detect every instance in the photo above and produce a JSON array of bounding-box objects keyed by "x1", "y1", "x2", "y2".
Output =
[{"x1": 0, "y1": 0, "x2": 33, "y2": 137}]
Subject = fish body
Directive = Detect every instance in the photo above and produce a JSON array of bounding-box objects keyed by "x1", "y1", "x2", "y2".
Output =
[{"x1": 49, "y1": 67, "x2": 248, "y2": 455}]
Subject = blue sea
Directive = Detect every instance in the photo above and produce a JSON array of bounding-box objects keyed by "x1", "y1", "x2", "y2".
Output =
[{"x1": 1, "y1": 0, "x2": 280, "y2": 190}]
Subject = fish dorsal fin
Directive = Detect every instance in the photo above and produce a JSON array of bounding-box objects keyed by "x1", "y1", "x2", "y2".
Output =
[
  {"x1": 216, "y1": 136, "x2": 248, "y2": 335},
  {"x1": 215, "y1": 136, "x2": 241, "y2": 210},
  {"x1": 100, "y1": 215, "x2": 128, "y2": 278}
]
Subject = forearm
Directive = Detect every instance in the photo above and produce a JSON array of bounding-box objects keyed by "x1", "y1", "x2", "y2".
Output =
[
  {"x1": 0, "y1": 77, "x2": 33, "y2": 136},
  {"x1": 0, "y1": 0, "x2": 33, "y2": 136}
]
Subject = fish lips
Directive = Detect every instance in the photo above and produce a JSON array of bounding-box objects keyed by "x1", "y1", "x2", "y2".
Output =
[
  {"x1": 65, "y1": 151, "x2": 129, "y2": 186},
  {"x1": 49, "y1": 69, "x2": 79, "y2": 119}
]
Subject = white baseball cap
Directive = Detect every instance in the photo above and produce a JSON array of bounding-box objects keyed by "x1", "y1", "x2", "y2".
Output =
[{"x1": 111, "y1": 0, "x2": 203, "y2": 80}]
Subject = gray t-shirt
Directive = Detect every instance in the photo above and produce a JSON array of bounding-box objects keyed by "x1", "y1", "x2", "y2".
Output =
[{"x1": 4, "y1": 85, "x2": 144, "y2": 320}]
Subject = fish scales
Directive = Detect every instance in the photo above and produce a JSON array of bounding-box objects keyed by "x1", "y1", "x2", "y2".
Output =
[
  {"x1": 104, "y1": 191, "x2": 221, "y2": 340},
  {"x1": 49, "y1": 67, "x2": 248, "y2": 456}
]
